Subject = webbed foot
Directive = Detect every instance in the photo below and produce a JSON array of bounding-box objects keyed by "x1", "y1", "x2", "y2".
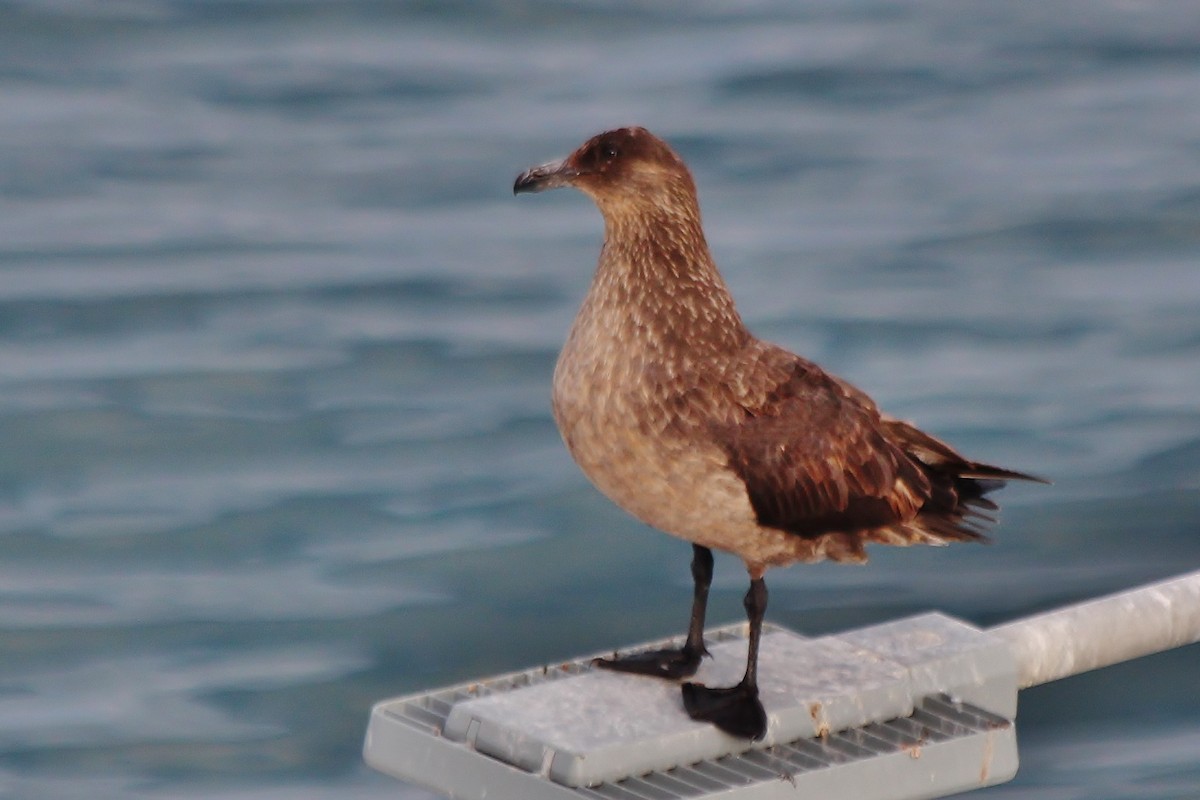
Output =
[
  {"x1": 681, "y1": 679, "x2": 767, "y2": 740},
  {"x1": 593, "y1": 644, "x2": 707, "y2": 680}
]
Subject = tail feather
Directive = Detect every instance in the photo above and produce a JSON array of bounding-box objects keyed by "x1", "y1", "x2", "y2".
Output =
[
  {"x1": 959, "y1": 463, "x2": 1051, "y2": 484},
  {"x1": 880, "y1": 415, "x2": 1050, "y2": 484},
  {"x1": 868, "y1": 416, "x2": 1048, "y2": 548}
]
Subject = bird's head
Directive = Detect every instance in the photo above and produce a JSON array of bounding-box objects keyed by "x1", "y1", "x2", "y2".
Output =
[{"x1": 513, "y1": 127, "x2": 697, "y2": 217}]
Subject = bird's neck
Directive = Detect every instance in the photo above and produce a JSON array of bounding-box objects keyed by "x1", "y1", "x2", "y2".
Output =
[{"x1": 590, "y1": 205, "x2": 749, "y2": 358}]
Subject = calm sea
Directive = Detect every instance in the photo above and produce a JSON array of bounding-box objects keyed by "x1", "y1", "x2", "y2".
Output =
[{"x1": 1, "y1": 1, "x2": 1198, "y2": 798}]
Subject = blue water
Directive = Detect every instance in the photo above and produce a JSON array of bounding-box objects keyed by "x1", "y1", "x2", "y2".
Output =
[{"x1": 1, "y1": 1, "x2": 1198, "y2": 798}]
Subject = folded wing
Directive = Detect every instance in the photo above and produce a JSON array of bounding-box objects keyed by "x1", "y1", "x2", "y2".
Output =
[{"x1": 713, "y1": 350, "x2": 1043, "y2": 549}]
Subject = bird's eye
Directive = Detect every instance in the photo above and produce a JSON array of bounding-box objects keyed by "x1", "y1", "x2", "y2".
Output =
[{"x1": 602, "y1": 145, "x2": 619, "y2": 160}]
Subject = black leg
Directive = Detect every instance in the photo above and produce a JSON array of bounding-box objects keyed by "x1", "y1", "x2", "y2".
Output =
[
  {"x1": 683, "y1": 544, "x2": 714, "y2": 656},
  {"x1": 681, "y1": 576, "x2": 768, "y2": 740},
  {"x1": 593, "y1": 544, "x2": 713, "y2": 680}
]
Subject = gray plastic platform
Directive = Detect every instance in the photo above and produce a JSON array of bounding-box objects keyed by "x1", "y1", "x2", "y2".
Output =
[{"x1": 364, "y1": 613, "x2": 1019, "y2": 799}]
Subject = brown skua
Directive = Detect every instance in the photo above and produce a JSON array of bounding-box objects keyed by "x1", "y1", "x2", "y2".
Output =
[{"x1": 514, "y1": 127, "x2": 1045, "y2": 740}]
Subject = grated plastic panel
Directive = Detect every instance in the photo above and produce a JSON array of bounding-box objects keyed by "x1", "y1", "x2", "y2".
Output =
[{"x1": 365, "y1": 617, "x2": 1019, "y2": 800}]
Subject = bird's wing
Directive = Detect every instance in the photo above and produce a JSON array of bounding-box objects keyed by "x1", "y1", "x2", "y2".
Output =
[
  {"x1": 879, "y1": 414, "x2": 1049, "y2": 484},
  {"x1": 713, "y1": 353, "x2": 931, "y2": 538}
]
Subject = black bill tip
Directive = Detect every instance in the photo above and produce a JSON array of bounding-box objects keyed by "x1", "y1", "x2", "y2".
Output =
[{"x1": 513, "y1": 158, "x2": 572, "y2": 195}]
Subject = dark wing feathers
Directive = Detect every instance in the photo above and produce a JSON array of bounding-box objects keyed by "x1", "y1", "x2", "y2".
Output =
[
  {"x1": 715, "y1": 353, "x2": 1043, "y2": 543},
  {"x1": 878, "y1": 416, "x2": 1049, "y2": 484},
  {"x1": 716, "y1": 361, "x2": 929, "y2": 538}
]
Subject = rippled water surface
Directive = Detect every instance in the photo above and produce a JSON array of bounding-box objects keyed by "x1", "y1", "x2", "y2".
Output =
[{"x1": 2, "y1": 1, "x2": 1199, "y2": 798}]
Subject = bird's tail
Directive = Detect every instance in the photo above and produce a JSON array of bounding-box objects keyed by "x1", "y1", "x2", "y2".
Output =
[
  {"x1": 876, "y1": 415, "x2": 1048, "y2": 545},
  {"x1": 880, "y1": 415, "x2": 1049, "y2": 485}
]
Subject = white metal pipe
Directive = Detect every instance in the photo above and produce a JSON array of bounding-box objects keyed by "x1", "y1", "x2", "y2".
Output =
[{"x1": 990, "y1": 569, "x2": 1200, "y2": 689}]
